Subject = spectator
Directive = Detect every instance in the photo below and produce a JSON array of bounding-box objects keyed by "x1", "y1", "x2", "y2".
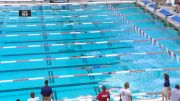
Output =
[
  {"x1": 175, "y1": 0, "x2": 180, "y2": 13},
  {"x1": 169, "y1": 84, "x2": 180, "y2": 101},
  {"x1": 162, "y1": 73, "x2": 171, "y2": 101},
  {"x1": 96, "y1": 85, "x2": 110, "y2": 101},
  {"x1": 41, "y1": 80, "x2": 52, "y2": 101},
  {"x1": 28, "y1": 92, "x2": 40, "y2": 101},
  {"x1": 120, "y1": 82, "x2": 132, "y2": 101}
]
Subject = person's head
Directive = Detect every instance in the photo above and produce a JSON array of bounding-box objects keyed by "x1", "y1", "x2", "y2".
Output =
[
  {"x1": 124, "y1": 82, "x2": 129, "y2": 89},
  {"x1": 30, "y1": 92, "x2": 35, "y2": 98},
  {"x1": 16, "y1": 99, "x2": 20, "y2": 101},
  {"x1": 175, "y1": 84, "x2": 180, "y2": 89},
  {"x1": 164, "y1": 73, "x2": 169, "y2": 80},
  {"x1": 45, "y1": 80, "x2": 48, "y2": 86},
  {"x1": 102, "y1": 85, "x2": 106, "y2": 91}
]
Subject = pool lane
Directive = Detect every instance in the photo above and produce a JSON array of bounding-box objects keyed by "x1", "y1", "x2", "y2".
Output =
[{"x1": 0, "y1": 3, "x2": 179, "y2": 101}]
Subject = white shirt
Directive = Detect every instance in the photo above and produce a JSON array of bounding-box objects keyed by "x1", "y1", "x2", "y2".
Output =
[
  {"x1": 170, "y1": 89, "x2": 180, "y2": 101},
  {"x1": 27, "y1": 97, "x2": 40, "y2": 101},
  {"x1": 120, "y1": 88, "x2": 132, "y2": 101}
]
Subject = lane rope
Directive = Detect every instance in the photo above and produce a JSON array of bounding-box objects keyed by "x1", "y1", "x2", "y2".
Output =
[
  {"x1": 0, "y1": 50, "x2": 180, "y2": 64},
  {"x1": 107, "y1": 4, "x2": 180, "y2": 62},
  {"x1": 0, "y1": 66, "x2": 179, "y2": 83},
  {"x1": 0, "y1": 37, "x2": 179, "y2": 49},
  {"x1": 0, "y1": 27, "x2": 173, "y2": 38}
]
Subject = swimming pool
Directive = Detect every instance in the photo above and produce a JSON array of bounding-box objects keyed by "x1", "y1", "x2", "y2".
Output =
[{"x1": 0, "y1": 2, "x2": 179, "y2": 101}]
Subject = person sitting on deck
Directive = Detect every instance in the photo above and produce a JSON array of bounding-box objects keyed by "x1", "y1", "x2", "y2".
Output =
[
  {"x1": 96, "y1": 85, "x2": 110, "y2": 101},
  {"x1": 155, "y1": 0, "x2": 167, "y2": 10},
  {"x1": 27, "y1": 92, "x2": 40, "y2": 101},
  {"x1": 41, "y1": 80, "x2": 53, "y2": 101},
  {"x1": 175, "y1": 0, "x2": 180, "y2": 13}
]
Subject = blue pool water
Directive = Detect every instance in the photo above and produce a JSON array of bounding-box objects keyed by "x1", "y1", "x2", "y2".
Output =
[{"x1": 0, "y1": 3, "x2": 179, "y2": 100}]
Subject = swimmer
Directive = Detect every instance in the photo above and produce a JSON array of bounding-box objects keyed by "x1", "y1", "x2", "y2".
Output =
[{"x1": 76, "y1": 65, "x2": 104, "y2": 70}]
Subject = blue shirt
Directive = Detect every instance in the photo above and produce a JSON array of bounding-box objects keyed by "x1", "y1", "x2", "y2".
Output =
[
  {"x1": 41, "y1": 86, "x2": 52, "y2": 97},
  {"x1": 164, "y1": 79, "x2": 170, "y2": 87}
]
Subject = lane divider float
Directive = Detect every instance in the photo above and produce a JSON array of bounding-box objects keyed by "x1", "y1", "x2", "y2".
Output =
[
  {"x1": 0, "y1": 50, "x2": 180, "y2": 64},
  {"x1": 0, "y1": 66, "x2": 179, "y2": 83},
  {"x1": 107, "y1": 4, "x2": 180, "y2": 62}
]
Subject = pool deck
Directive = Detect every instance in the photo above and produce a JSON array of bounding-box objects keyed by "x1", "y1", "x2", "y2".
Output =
[{"x1": 137, "y1": 1, "x2": 180, "y2": 31}]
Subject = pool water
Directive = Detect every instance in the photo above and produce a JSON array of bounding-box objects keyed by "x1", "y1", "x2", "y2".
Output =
[{"x1": 0, "y1": 3, "x2": 179, "y2": 101}]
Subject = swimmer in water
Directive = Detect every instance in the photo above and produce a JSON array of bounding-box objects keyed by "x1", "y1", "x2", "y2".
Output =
[{"x1": 77, "y1": 65, "x2": 105, "y2": 70}]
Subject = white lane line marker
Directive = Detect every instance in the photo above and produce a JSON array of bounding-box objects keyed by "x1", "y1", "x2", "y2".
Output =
[
  {"x1": 82, "y1": 22, "x2": 92, "y2": 25},
  {"x1": 28, "y1": 34, "x2": 40, "y2": 36},
  {"x1": 3, "y1": 46, "x2": 17, "y2": 49},
  {"x1": 5, "y1": 35, "x2": 18, "y2": 37},
  {"x1": 29, "y1": 77, "x2": 45, "y2": 80},
  {"x1": 26, "y1": 24, "x2": 37, "y2": 27},
  {"x1": 88, "y1": 31, "x2": 101, "y2": 33},
  {"x1": 1, "y1": 61, "x2": 16, "y2": 64},
  {"x1": 105, "y1": 54, "x2": 119, "y2": 57},
  {"x1": 46, "y1": 24, "x2": 56, "y2": 26},
  {"x1": 29, "y1": 59, "x2": 44, "y2": 62},
  {"x1": 51, "y1": 44, "x2": 64, "y2": 46},
  {"x1": 6, "y1": 25, "x2": 17, "y2": 27},
  {"x1": 55, "y1": 57, "x2": 70, "y2": 60},
  {"x1": 131, "y1": 53, "x2": 147, "y2": 55},
  {"x1": 96, "y1": 41, "x2": 108, "y2": 44},
  {"x1": 27, "y1": 45, "x2": 41, "y2": 48}
]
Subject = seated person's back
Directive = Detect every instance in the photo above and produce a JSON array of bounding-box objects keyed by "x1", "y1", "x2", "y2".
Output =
[{"x1": 27, "y1": 92, "x2": 40, "y2": 101}]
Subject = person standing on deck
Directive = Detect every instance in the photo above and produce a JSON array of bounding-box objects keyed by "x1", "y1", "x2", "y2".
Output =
[
  {"x1": 96, "y1": 85, "x2": 110, "y2": 101},
  {"x1": 41, "y1": 80, "x2": 53, "y2": 101},
  {"x1": 119, "y1": 82, "x2": 132, "y2": 101},
  {"x1": 162, "y1": 73, "x2": 171, "y2": 101}
]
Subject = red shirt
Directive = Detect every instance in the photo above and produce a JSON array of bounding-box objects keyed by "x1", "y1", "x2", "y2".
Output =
[{"x1": 96, "y1": 90, "x2": 110, "y2": 101}]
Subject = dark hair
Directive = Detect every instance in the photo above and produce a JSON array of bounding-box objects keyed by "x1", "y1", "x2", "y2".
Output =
[
  {"x1": 16, "y1": 99, "x2": 20, "y2": 101},
  {"x1": 175, "y1": 84, "x2": 180, "y2": 89},
  {"x1": 164, "y1": 73, "x2": 169, "y2": 80},
  {"x1": 45, "y1": 80, "x2": 48, "y2": 85},
  {"x1": 102, "y1": 85, "x2": 106, "y2": 90},
  {"x1": 124, "y1": 82, "x2": 129, "y2": 89},
  {"x1": 30, "y1": 92, "x2": 35, "y2": 98}
]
